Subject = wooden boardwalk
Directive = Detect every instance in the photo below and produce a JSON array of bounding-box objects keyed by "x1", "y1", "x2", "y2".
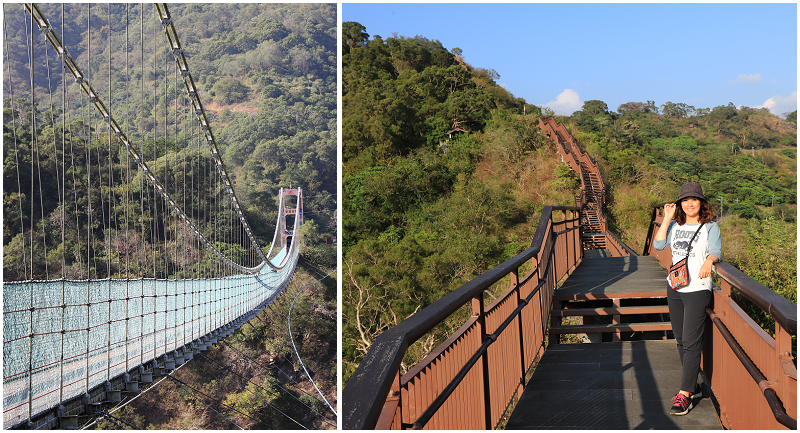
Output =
[
  {"x1": 557, "y1": 250, "x2": 667, "y2": 300},
  {"x1": 506, "y1": 252, "x2": 723, "y2": 430}
]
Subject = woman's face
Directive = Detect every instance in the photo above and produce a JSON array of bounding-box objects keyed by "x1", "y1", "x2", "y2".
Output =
[{"x1": 681, "y1": 197, "x2": 701, "y2": 219}]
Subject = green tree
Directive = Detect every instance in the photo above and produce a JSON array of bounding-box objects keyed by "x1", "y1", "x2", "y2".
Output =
[
  {"x1": 213, "y1": 77, "x2": 250, "y2": 105},
  {"x1": 617, "y1": 101, "x2": 657, "y2": 115},
  {"x1": 660, "y1": 101, "x2": 695, "y2": 119},
  {"x1": 574, "y1": 100, "x2": 611, "y2": 133},
  {"x1": 342, "y1": 21, "x2": 369, "y2": 55}
]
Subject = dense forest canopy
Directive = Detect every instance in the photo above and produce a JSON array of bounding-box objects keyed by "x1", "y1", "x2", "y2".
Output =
[
  {"x1": 3, "y1": 3, "x2": 337, "y2": 278},
  {"x1": 342, "y1": 22, "x2": 797, "y2": 384}
]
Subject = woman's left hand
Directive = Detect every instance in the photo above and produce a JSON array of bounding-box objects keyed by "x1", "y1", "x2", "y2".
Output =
[{"x1": 699, "y1": 259, "x2": 714, "y2": 279}]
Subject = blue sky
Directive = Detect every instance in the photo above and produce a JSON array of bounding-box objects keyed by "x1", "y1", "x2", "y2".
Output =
[{"x1": 343, "y1": 3, "x2": 798, "y2": 118}]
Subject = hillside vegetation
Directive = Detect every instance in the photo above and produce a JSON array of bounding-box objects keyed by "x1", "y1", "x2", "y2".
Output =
[
  {"x1": 3, "y1": 4, "x2": 336, "y2": 428},
  {"x1": 4, "y1": 3, "x2": 336, "y2": 265},
  {"x1": 342, "y1": 22, "x2": 797, "y2": 384}
]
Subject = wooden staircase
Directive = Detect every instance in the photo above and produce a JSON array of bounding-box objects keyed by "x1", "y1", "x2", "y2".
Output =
[
  {"x1": 538, "y1": 117, "x2": 611, "y2": 251},
  {"x1": 537, "y1": 118, "x2": 669, "y2": 342},
  {"x1": 580, "y1": 167, "x2": 606, "y2": 249}
]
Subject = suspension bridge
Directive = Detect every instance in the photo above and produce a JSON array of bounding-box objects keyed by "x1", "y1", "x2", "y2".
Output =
[
  {"x1": 343, "y1": 118, "x2": 796, "y2": 430},
  {"x1": 3, "y1": 4, "x2": 325, "y2": 429}
]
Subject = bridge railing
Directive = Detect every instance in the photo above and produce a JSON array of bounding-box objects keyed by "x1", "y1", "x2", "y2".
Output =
[
  {"x1": 644, "y1": 204, "x2": 797, "y2": 429},
  {"x1": 2, "y1": 246, "x2": 300, "y2": 429},
  {"x1": 343, "y1": 206, "x2": 583, "y2": 429},
  {"x1": 605, "y1": 230, "x2": 637, "y2": 257},
  {"x1": 3, "y1": 189, "x2": 302, "y2": 429},
  {"x1": 539, "y1": 118, "x2": 628, "y2": 256}
]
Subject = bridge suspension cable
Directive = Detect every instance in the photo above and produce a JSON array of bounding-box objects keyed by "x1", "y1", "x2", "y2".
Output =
[
  {"x1": 3, "y1": 4, "x2": 304, "y2": 429},
  {"x1": 21, "y1": 2, "x2": 277, "y2": 274}
]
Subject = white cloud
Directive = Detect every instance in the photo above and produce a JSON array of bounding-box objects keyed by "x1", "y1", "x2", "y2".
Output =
[
  {"x1": 755, "y1": 91, "x2": 797, "y2": 117},
  {"x1": 729, "y1": 73, "x2": 763, "y2": 84},
  {"x1": 544, "y1": 89, "x2": 582, "y2": 116}
]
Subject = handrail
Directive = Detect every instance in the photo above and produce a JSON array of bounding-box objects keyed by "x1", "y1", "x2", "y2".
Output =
[
  {"x1": 343, "y1": 206, "x2": 580, "y2": 429},
  {"x1": 412, "y1": 259, "x2": 555, "y2": 429},
  {"x1": 409, "y1": 220, "x2": 585, "y2": 429},
  {"x1": 707, "y1": 308, "x2": 797, "y2": 429},
  {"x1": 642, "y1": 202, "x2": 671, "y2": 256},
  {"x1": 605, "y1": 230, "x2": 638, "y2": 257},
  {"x1": 713, "y1": 262, "x2": 797, "y2": 336}
]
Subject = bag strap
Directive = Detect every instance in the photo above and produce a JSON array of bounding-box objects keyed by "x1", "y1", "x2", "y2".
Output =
[{"x1": 683, "y1": 223, "x2": 705, "y2": 259}]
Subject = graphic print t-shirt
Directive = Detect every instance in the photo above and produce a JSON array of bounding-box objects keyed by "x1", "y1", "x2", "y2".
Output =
[{"x1": 660, "y1": 221, "x2": 721, "y2": 293}]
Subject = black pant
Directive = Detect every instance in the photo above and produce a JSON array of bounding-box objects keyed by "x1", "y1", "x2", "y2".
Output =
[{"x1": 667, "y1": 288, "x2": 712, "y2": 392}]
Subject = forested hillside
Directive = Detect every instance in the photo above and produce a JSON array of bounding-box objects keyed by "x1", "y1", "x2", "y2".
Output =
[
  {"x1": 342, "y1": 22, "x2": 797, "y2": 384},
  {"x1": 4, "y1": 3, "x2": 336, "y2": 253},
  {"x1": 3, "y1": 4, "x2": 336, "y2": 428}
]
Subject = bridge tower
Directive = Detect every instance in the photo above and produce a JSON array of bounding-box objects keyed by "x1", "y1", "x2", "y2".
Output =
[{"x1": 279, "y1": 188, "x2": 304, "y2": 251}]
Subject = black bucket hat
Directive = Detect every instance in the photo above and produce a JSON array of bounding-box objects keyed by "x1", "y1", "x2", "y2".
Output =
[{"x1": 675, "y1": 182, "x2": 706, "y2": 203}]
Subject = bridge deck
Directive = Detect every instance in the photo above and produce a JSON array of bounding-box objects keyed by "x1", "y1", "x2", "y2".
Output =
[
  {"x1": 555, "y1": 251, "x2": 667, "y2": 300},
  {"x1": 506, "y1": 341, "x2": 722, "y2": 429},
  {"x1": 506, "y1": 253, "x2": 722, "y2": 430}
]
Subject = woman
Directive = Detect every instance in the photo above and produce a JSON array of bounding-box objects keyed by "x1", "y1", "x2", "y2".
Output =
[{"x1": 654, "y1": 182, "x2": 721, "y2": 416}]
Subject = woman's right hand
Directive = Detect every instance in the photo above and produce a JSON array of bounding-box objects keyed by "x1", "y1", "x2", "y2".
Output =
[{"x1": 664, "y1": 203, "x2": 677, "y2": 220}]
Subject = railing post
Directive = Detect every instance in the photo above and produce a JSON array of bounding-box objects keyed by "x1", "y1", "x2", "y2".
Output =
[
  {"x1": 612, "y1": 298, "x2": 622, "y2": 342},
  {"x1": 570, "y1": 209, "x2": 575, "y2": 262},
  {"x1": 774, "y1": 321, "x2": 797, "y2": 422},
  {"x1": 719, "y1": 278, "x2": 732, "y2": 298},
  {"x1": 571, "y1": 209, "x2": 579, "y2": 266},
  {"x1": 376, "y1": 370, "x2": 402, "y2": 429},
  {"x1": 512, "y1": 269, "x2": 525, "y2": 391},
  {"x1": 577, "y1": 209, "x2": 584, "y2": 262},
  {"x1": 472, "y1": 294, "x2": 492, "y2": 430}
]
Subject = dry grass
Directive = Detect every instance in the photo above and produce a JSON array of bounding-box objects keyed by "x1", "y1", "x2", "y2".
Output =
[{"x1": 204, "y1": 100, "x2": 260, "y2": 117}]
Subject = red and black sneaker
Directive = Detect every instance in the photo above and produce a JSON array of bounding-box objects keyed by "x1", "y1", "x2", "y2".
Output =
[{"x1": 670, "y1": 392, "x2": 693, "y2": 416}]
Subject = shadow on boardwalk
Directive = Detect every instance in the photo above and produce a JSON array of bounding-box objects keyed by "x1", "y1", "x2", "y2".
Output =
[
  {"x1": 506, "y1": 340, "x2": 721, "y2": 429},
  {"x1": 506, "y1": 252, "x2": 722, "y2": 430}
]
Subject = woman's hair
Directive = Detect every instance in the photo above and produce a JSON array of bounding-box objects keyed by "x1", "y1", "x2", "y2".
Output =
[{"x1": 675, "y1": 198, "x2": 714, "y2": 225}]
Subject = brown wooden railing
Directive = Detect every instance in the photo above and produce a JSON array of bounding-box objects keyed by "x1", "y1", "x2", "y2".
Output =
[
  {"x1": 644, "y1": 205, "x2": 797, "y2": 429},
  {"x1": 343, "y1": 207, "x2": 583, "y2": 429}
]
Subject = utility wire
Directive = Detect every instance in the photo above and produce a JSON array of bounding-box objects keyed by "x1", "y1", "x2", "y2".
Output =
[
  {"x1": 199, "y1": 352, "x2": 335, "y2": 427},
  {"x1": 220, "y1": 339, "x2": 329, "y2": 411},
  {"x1": 298, "y1": 256, "x2": 333, "y2": 279},
  {"x1": 95, "y1": 414, "x2": 126, "y2": 430},
  {"x1": 80, "y1": 360, "x2": 191, "y2": 430},
  {"x1": 166, "y1": 372, "x2": 308, "y2": 430},
  {"x1": 165, "y1": 376, "x2": 244, "y2": 430},
  {"x1": 219, "y1": 271, "x2": 335, "y2": 416},
  {"x1": 97, "y1": 410, "x2": 140, "y2": 430},
  {"x1": 197, "y1": 353, "x2": 316, "y2": 430},
  {"x1": 288, "y1": 271, "x2": 337, "y2": 415}
]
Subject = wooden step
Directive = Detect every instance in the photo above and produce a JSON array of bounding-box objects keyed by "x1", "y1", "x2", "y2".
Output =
[
  {"x1": 549, "y1": 322, "x2": 672, "y2": 334},
  {"x1": 554, "y1": 291, "x2": 667, "y2": 302},
  {"x1": 551, "y1": 305, "x2": 669, "y2": 317}
]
